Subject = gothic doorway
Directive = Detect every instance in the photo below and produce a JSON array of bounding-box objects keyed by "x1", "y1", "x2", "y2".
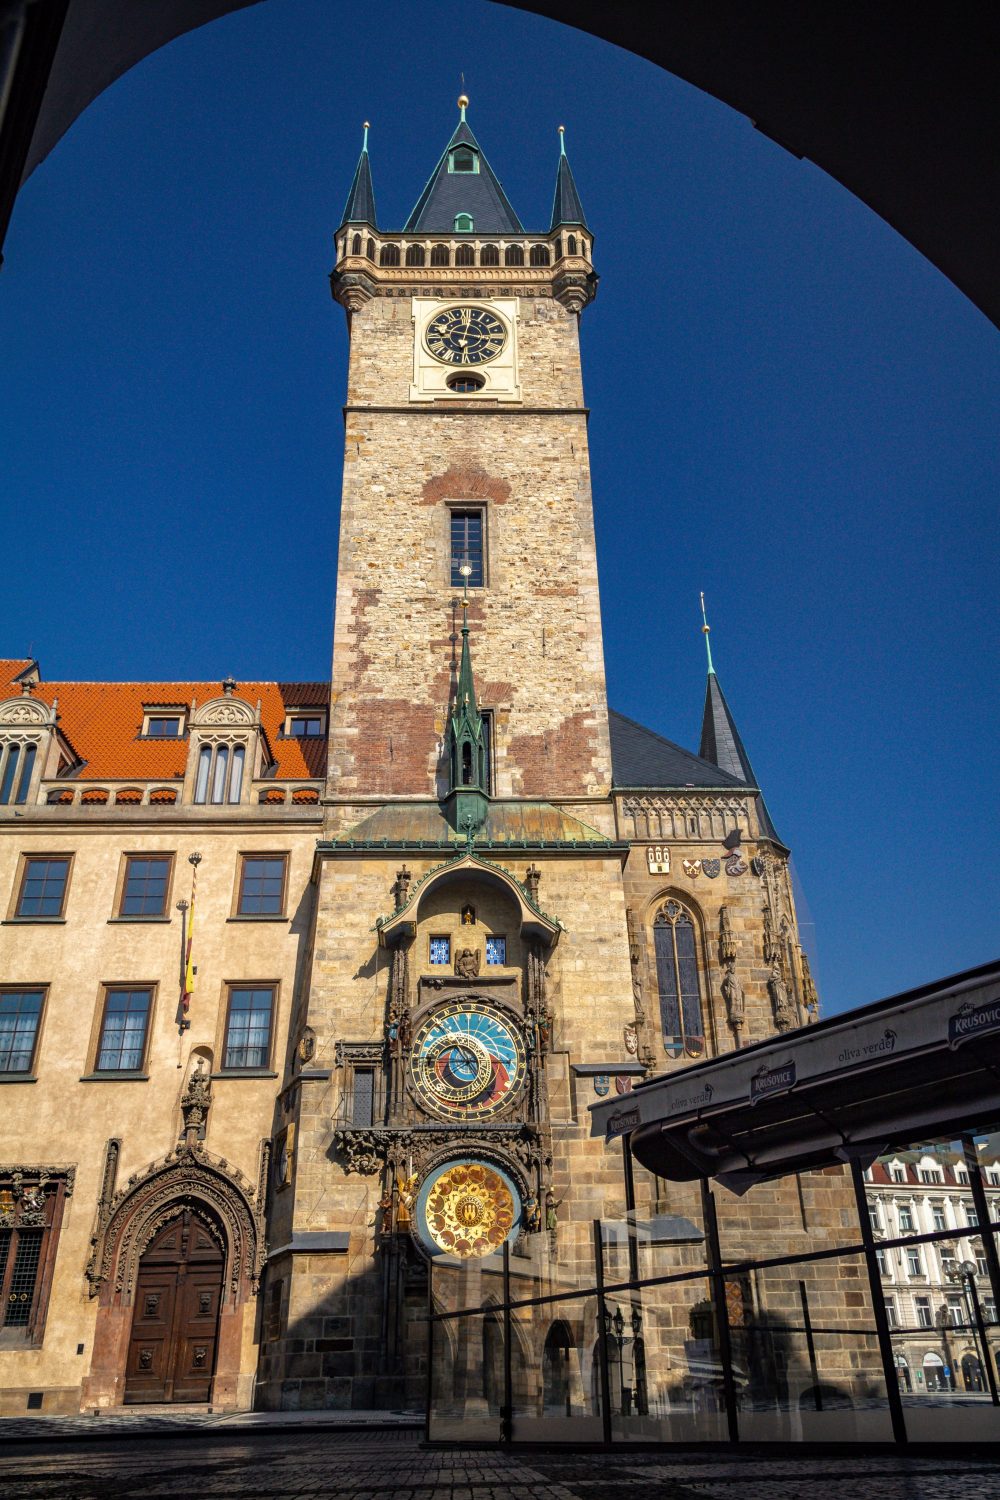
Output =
[{"x1": 124, "y1": 1209, "x2": 223, "y2": 1404}]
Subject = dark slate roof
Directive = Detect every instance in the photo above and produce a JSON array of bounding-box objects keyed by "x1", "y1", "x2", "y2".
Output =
[
  {"x1": 340, "y1": 146, "x2": 377, "y2": 228},
  {"x1": 698, "y1": 674, "x2": 783, "y2": 844},
  {"x1": 550, "y1": 150, "x2": 588, "y2": 230},
  {"x1": 608, "y1": 710, "x2": 746, "y2": 790},
  {"x1": 404, "y1": 118, "x2": 522, "y2": 234}
]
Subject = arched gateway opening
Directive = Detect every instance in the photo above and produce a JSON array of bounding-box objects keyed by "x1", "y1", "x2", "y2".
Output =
[
  {"x1": 124, "y1": 1207, "x2": 224, "y2": 1404},
  {"x1": 83, "y1": 1144, "x2": 265, "y2": 1411}
]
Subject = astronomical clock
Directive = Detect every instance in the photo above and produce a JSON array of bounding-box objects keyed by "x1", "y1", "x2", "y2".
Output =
[{"x1": 333, "y1": 870, "x2": 556, "y2": 1264}]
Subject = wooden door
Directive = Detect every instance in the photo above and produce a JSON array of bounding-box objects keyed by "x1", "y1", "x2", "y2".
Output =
[{"x1": 124, "y1": 1209, "x2": 223, "y2": 1404}]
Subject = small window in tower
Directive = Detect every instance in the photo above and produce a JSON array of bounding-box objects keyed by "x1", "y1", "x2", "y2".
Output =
[
  {"x1": 429, "y1": 935, "x2": 451, "y2": 966},
  {"x1": 351, "y1": 233, "x2": 362, "y2": 255},
  {"x1": 405, "y1": 244, "x2": 425, "y2": 266},
  {"x1": 450, "y1": 509, "x2": 484, "y2": 588},
  {"x1": 430, "y1": 244, "x2": 450, "y2": 266},
  {"x1": 454, "y1": 214, "x2": 474, "y2": 234},
  {"x1": 379, "y1": 244, "x2": 401, "y2": 266},
  {"x1": 446, "y1": 373, "x2": 485, "y2": 393},
  {"x1": 567, "y1": 234, "x2": 578, "y2": 254},
  {"x1": 449, "y1": 147, "x2": 478, "y2": 174},
  {"x1": 504, "y1": 244, "x2": 524, "y2": 266},
  {"x1": 455, "y1": 243, "x2": 475, "y2": 265},
  {"x1": 365, "y1": 237, "x2": 375, "y2": 260},
  {"x1": 529, "y1": 244, "x2": 550, "y2": 266},
  {"x1": 486, "y1": 936, "x2": 507, "y2": 966},
  {"x1": 480, "y1": 244, "x2": 499, "y2": 266}
]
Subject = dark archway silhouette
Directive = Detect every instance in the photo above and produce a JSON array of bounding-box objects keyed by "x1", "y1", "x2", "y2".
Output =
[{"x1": 2, "y1": 5, "x2": 999, "y2": 328}]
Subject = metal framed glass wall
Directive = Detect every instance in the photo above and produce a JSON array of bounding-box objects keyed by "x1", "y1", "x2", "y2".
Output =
[{"x1": 426, "y1": 1128, "x2": 1000, "y2": 1445}]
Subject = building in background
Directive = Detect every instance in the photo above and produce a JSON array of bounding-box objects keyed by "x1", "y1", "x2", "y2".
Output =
[
  {"x1": 868, "y1": 1143, "x2": 1000, "y2": 1397},
  {"x1": 2, "y1": 101, "x2": 843, "y2": 1418}
]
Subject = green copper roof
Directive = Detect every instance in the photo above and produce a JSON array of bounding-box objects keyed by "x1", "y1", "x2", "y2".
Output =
[{"x1": 327, "y1": 800, "x2": 615, "y2": 849}]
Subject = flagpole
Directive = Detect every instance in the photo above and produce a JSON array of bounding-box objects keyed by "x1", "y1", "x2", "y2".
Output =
[{"x1": 178, "y1": 851, "x2": 201, "y2": 1033}]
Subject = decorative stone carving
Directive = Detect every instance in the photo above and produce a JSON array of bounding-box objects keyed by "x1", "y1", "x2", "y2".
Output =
[
  {"x1": 524, "y1": 864, "x2": 541, "y2": 903},
  {"x1": 390, "y1": 865, "x2": 412, "y2": 911},
  {"x1": 296, "y1": 1026, "x2": 316, "y2": 1066},
  {"x1": 454, "y1": 946, "x2": 480, "y2": 979},
  {"x1": 801, "y1": 952, "x2": 820, "y2": 1016},
  {"x1": 725, "y1": 852, "x2": 748, "y2": 877},
  {"x1": 768, "y1": 957, "x2": 795, "y2": 1033},
  {"x1": 683, "y1": 859, "x2": 702, "y2": 879},
  {"x1": 623, "y1": 1023, "x2": 638, "y2": 1055},
  {"x1": 85, "y1": 1144, "x2": 264, "y2": 1300},
  {"x1": 718, "y1": 908, "x2": 744, "y2": 1046},
  {"x1": 0, "y1": 695, "x2": 53, "y2": 726},
  {"x1": 197, "y1": 702, "x2": 254, "y2": 725},
  {"x1": 180, "y1": 1059, "x2": 212, "y2": 1145}
]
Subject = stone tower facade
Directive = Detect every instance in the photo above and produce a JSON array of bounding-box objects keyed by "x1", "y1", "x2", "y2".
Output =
[
  {"x1": 0, "y1": 101, "x2": 856, "y2": 1422},
  {"x1": 256, "y1": 104, "x2": 840, "y2": 1416}
]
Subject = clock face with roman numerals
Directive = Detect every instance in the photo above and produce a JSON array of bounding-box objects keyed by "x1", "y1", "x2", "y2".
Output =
[
  {"x1": 409, "y1": 1000, "x2": 527, "y2": 1121},
  {"x1": 424, "y1": 305, "x2": 507, "y2": 366}
]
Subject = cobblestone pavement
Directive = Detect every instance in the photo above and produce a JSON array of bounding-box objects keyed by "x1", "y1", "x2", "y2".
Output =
[{"x1": 2, "y1": 1430, "x2": 1000, "y2": 1500}]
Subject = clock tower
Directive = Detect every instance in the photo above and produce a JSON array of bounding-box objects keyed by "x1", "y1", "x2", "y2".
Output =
[{"x1": 259, "y1": 101, "x2": 830, "y2": 1417}]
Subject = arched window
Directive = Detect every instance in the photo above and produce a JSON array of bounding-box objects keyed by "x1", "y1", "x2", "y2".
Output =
[
  {"x1": 379, "y1": 243, "x2": 400, "y2": 266},
  {"x1": 0, "y1": 741, "x2": 36, "y2": 805},
  {"x1": 653, "y1": 900, "x2": 705, "y2": 1058},
  {"x1": 529, "y1": 244, "x2": 550, "y2": 266},
  {"x1": 405, "y1": 244, "x2": 425, "y2": 266},
  {"x1": 455, "y1": 243, "x2": 475, "y2": 266},
  {"x1": 194, "y1": 743, "x2": 245, "y2": 805},
  {"x1": 365, "y1": 237, "x2": 375, "y2": 260},
  {"x1": 480, "y1": 244, "x2": 499, "y2": 266},
  {"x1": 454, "y1": 213, "x2": 474, "y2": 234},
  {"x1": 504, "y1": 244, "x2": 524, "y2": 266},
  {"x1": 567, "y1": 234, "x2": 578, "y2": 254},
  {"x1": 430, "y1": 244, "x2": 450, "y2": 266},
  {"x1": 351, "y1": 233, "x2": 361, "y2": 255}
]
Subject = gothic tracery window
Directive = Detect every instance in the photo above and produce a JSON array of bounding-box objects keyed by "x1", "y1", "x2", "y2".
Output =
[{"x1": 652, "y1": 900, "x2": 705, "y2": 1058}]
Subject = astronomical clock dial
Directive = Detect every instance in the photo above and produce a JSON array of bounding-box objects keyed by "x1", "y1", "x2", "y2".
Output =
[
  {"x1": 424, "y1": 305, "x2": 507, "y2": 366},
  {"x1": 416, "y1": 1158, "x2": 521, "y2": 1258},
  {"x1": 408, "y1": 1000, "x2": 527, "y2": 1121}
]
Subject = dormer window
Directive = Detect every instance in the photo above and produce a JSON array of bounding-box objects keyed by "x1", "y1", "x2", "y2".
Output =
[
  {"x1": 454, "y1": 213, "x2": 474, "y2": 233},
  {"x1": 142, "y1": 708, "x2": 186, "y2": 739},
  {"x1": 449, "y1": 147, "x2": 478, "y2": 174},
  {"x1": 284, "y1": 710, "x2": 327, "y2": 738},
  {"x1": 0, "y1": 742, "x2": 36, "y2": 805},
  {"x1": 193, "y1": 742, "x2": 245, "y2": 805}
]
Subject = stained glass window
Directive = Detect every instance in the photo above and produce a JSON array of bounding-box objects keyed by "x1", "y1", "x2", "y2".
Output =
[
  {"x1": 96, "y1": 988, "x2": 151, "y2": 1071},
  {"x1": 652, "y1": 901, "x2": 705, "y2": 1059},
  {"x1": 223, "y1": 986, "x2": 274, "y2": 1069},
  {"x1": 485, "y1": 936, "x2": 506, "y2": 966},
  {"x1": 429, "y1": 936, "x2": 451, "y2": 966}
]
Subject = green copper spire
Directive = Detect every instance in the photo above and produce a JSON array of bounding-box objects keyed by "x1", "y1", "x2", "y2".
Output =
[
  {"x1": 700, "y1": 590, "x2": 715, "y2": 675},
  {"x1": 446, "y1": 576, "x2": 488, "y2": 836}
]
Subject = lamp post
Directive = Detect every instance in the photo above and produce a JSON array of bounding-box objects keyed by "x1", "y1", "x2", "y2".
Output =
[
  {"x1": 935, "y1": 1302, "x2": 956, "y2": 1394},
  {"x1": 945, "y1": 1257, "x2": 990, "y2": 1395},
  {"x1": 604, "y1": 1303, "x2": 644, "y2": 1416}
]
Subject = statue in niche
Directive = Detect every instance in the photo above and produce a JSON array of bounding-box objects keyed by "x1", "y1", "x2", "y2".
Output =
[
  {"x1": 454, "y1": 947, "x2": 480, "y2": 979},
  {"x1": 544, "y1": 1190, "x2": 562, "y2": 1232},
  {"x1": 523, "y1": 1194, "x2": 541, "y2": 1233},
  {"x1": 768, "y1": 957, "x2": 795, "y2": 1032},
  {"x1": 180, "y1": 1058, "x2": 212, "y2": 1144}
]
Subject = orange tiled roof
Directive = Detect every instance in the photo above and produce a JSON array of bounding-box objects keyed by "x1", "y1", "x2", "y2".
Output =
[{"x1": 0, "y1": 661, "x2": 327, "y2": 782}]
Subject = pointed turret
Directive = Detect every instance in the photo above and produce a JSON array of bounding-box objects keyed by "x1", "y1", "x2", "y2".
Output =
[
  {"x1": 340, "y1": 121, "x2": 377, "y2": 229},
  {"x1": 446, "y1": 587, "x2": 489, "y2": 838},
  {"x1": 404, "y1": 96, "x2": 522, "y2": 235},
  {"x1": 550, "y1": 125, "x2": 588, "y2": 231},
  {"x1": 697, "y1": 596, "x2": 783, "y2": 845}
]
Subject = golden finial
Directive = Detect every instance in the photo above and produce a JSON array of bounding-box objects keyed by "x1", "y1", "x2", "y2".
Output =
[{"x1": 458, "y1": 93, "x2": 469, "y2": 109}]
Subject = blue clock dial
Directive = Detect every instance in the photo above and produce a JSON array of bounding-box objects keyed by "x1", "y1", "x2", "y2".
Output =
[
  {"x1": 409, "y1": 1000, "x2": 527, "y2": 1120},
  {"x1": 424, "y1": 306, "x2": 507, "y2": 366}
]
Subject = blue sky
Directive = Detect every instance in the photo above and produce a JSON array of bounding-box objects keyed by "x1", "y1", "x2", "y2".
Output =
[{"x1": 1, "y1": 0, "x2": 997, "y2": 1014}]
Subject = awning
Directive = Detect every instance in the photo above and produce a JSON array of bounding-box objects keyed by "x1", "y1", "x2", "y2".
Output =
[{"x1": 590, "y1": 960, "x2": 1000, "y2": 1191}]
